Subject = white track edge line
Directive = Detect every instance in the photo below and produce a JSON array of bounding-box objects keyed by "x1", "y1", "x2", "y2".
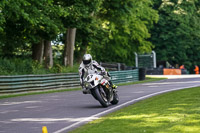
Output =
[{"x1": 53, "y1": 84, "x2": 200, "y2": 133}]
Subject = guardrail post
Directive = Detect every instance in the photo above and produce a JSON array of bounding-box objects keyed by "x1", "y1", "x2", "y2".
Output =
[
  {"x1": 134, "y1": 52, "x2": 138, "y2": 68},
  {"x1": 152, "y1": 51, "x2": 156, "y2": 68},
  {"x1": 117, "y1": 63, "x2": 121, "y2": 71}
]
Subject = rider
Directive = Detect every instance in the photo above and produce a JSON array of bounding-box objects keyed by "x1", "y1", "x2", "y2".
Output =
[{"x1": 79, "y1": 54, "x2": 117, "y2": 94}]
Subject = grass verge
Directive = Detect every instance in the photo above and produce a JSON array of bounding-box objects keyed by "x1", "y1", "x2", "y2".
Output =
[
  {"x1": 70, "y1": 87, "x2": 200, "y2": 133},
  {"x1": 0, "y1": 77, "x2": 166, "y2": 99}
]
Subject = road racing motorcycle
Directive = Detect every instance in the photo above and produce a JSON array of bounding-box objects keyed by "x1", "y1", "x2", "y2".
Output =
[{"x1": 83, "y1": 73, "x2": 119, "y2": 107}]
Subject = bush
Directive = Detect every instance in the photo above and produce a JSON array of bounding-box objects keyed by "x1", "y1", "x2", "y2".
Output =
[{"x1": 0, "y1": 58, "x2": 79, "y2": 75}]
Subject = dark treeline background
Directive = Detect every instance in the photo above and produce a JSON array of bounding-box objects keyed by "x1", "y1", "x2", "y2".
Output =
[{"x1": 0, "y1": 0, "x2": 200, "y2": 75}]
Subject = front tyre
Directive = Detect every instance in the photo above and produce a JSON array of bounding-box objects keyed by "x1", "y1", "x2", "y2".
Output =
[{"x1": 92, "y1": 87, "x2": 109, "y2": 107}]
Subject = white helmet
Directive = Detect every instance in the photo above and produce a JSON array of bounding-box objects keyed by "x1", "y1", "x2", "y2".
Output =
[{"x1": 82, "y1": 54, "x2": 92, "y2": 66}]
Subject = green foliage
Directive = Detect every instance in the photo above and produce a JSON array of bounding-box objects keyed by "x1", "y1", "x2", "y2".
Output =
[
  {"x1": 0, "y1": 58, "x2": 35, "y2": 75},
  {"x1": 151, "y1": 0, "x2": 200, "y2": 71},
  {"x1": 4, "y1": 0, "x2": 200, "y2": 74},
  {"x1": 49, "y1": 63, "x2": 79, "y2": 73},
  {"x1": 60, "y1": 0, "x2": 102, "y2": 28},
  {"x1": 0, "y1": 0, "x2": 160, "y2": 73},
  {"x1": 90, "y1": 0, "x2": 159, "y2": 65},
  {"x1": 0, "y1": 0, "x2": 65, "y2": 56},
  {"x1": 58, "y1": 0, "x2": 104, "y2": 62},
  {"x1": 0, "y1": 58, "x2": 79, "y2": 75},
  {"x1": 0, "y1": 1, "x2": 5, "y2": 33}
]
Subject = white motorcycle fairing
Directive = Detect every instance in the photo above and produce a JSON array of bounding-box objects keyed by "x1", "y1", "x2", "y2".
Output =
[
  {"x1": 83, "y1": 73, "x2": 119, "y2": 107},
  {"x1": 84, "y1": 74, "x2": 108, "y2": 89}
]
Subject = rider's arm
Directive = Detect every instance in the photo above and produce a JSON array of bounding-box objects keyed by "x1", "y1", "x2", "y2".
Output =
[
  {"x1": 79, "y1": 67, "x2": 85, "y2": 85},
  {"x1": 92, "y1": 60, "x2": 105, "y2": 72}
]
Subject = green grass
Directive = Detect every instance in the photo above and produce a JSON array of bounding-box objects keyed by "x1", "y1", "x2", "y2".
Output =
[
  {"x1": 0, "y1": 77, "x2": 165, "y2": 99},
  {"x1": 70, "y1": 87, "x2": 200, "y2": 133}
]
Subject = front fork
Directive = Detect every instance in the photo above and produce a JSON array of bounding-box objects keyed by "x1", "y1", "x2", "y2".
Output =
[{"x1": 99, "y1": 82, "x2": 113, "y2": 102}]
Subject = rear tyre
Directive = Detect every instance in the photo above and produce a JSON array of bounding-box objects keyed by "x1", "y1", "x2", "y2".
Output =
[
  {"x1": 111, "y1": 91, "x2": 119, "y2": 105},
  {"x1": 92, "y1": 87, "x2": 109, "y2": 107}
]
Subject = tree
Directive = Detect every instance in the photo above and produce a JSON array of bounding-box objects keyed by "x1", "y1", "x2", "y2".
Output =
[
  {"x1": 58, "y1": 0, "x2": 103, "y2": 67},
  {"x1": 151, "y1": 0, "x2": 200, "y2": 71},
  {"x1": 32, "y1": 40, "x2": 44, "y2": 64},
  {"x1": 44, "y1": 40, "x2": 53, "y2": 68},
  {"x1": 63, "y1": 28, "x2": 76, "y2": 67},
  {"x1": 0, "y1": 0, "x2": 160, "y2": 72},
  {"x1": 0, "y1": 0, "x2": 65, "y2": 68},
  {"x1": 0, "y1": 1, "x2": 5, "y2": 34},
  {"x1": 90, "y1": 0, "x2": 159, "y2": 65}
]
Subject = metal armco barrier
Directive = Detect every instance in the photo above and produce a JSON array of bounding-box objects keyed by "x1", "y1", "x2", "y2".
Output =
[
  {"x1": 0, "y1": 69, "x2": 138, "y2": 94},
  {"x1": 0, "y1": 73, "x2": 80, "y2": 94},
  {"x1": 110, "y1": 69, "x2": 139, "y2": 84}
]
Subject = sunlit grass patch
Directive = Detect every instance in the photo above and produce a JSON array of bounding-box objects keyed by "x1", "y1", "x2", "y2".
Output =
[{"x1": 71, "y1": 87, "x2": 200, "y2": 133}]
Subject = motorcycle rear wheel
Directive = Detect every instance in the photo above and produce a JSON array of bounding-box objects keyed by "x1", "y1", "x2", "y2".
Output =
[{"x1": 111, "y1": 91, "x2": 119, "y2": 105}]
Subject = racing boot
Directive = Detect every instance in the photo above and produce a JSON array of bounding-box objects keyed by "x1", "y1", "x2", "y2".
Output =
[
  {"x1": 109, "y1": 81, "x2": 118, "y2": 89},
  {"x1": 112, "y1": 84, "x2": 118, "y2": 89}
]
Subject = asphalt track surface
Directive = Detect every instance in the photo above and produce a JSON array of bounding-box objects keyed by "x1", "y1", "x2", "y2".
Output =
[{"x1": 0, "y1": 77, "x2": 200, "y2": 133}]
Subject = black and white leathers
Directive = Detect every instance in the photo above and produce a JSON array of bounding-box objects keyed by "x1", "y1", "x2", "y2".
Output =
[{"x1": 79, "y1": 60, "x2": 107, "y2": 85}]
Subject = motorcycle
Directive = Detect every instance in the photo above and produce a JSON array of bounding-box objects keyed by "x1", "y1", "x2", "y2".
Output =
[{"x1": 83, "y1": 73, "x2": 119, "y2": 107}]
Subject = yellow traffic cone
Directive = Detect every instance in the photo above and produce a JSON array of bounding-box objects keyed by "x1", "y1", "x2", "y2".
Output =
[{"x1": 42, "y1": 126, "x2": 48, "y2": 133}]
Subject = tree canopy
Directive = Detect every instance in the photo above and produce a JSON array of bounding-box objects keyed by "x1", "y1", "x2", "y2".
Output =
[
  {"x1": 0, "y1": 0, "x2": 200, "y2": 74},
  {"x1": 0, "y1": 0, "x2": 65, "y2": 56},
  {"x1": 151, "y1": 0, "x2": 200, "y2": 71},
  {"x1": 90, "y1": 0, "x2": 158, "y2": 65}
]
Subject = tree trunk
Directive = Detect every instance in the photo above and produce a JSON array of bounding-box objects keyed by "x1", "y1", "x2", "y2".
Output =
[
  {"x1": 77, "y1": 45, "x2": 87, "y2": 63},
  {"x1": 43, "y1": 40, "x2": 53, "y2": 68},
  {"x1": 32, "y1": 40, "x2": 44, "y2": 64},
  {"x1": 63, "y1": 28, "x2": 77, "y2": 67}
]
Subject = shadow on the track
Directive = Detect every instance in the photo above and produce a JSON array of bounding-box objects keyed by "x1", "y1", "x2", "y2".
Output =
[
  {"x1": 81, "y1": 105, "x2": 103, "y2": 109},
  {"x1": 80, "y1": 103, "x2": 119, "y2": 109}
]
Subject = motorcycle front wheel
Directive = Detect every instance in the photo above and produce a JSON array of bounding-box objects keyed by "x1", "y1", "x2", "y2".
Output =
[{"x1": 91, "y1": 86, "x2": 109, "y2": 107}]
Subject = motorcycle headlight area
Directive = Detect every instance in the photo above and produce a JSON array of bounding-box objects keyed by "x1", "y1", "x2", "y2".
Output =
[
  {"x1": 85, "y1": 81, "x2": 94, "y2": 88},
  {"x1": 85, "y1": 82, "x2": 91, "y2": 88}
]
